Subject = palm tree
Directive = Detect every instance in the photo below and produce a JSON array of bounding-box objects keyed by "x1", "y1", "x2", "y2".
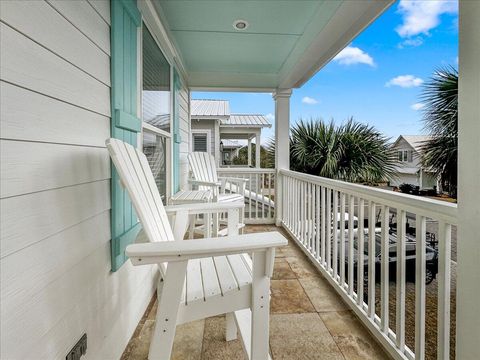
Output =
[
  {"x1": 419, "y1": 67, "x2": 458, "y2": 197},
  {"x1": 269, "y1": 118, "x2": 397, "y2": 183},
  {"x1": 231, "y1": 143, "x2": 274, "y2": 168}
]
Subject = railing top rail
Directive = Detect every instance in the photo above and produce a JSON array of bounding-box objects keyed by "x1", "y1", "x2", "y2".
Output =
[
  {"x1": 218, "y1": 168, "x2": 276, "y2": 174},
  {"x1": 280, "y1": 169, "x2": 457, "y2": 224}
]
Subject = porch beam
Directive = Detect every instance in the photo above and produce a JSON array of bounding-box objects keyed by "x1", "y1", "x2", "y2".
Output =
[
  {"x1": 457, "y1": 1, "x2": 480, "y2": 358},
  {"x1": 273, "y1": 89, "x2": 292, "y2": 226}
]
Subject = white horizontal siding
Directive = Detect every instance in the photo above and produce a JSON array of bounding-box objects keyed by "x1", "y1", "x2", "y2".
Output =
[
  {"x1": 47, "y1": 0, "x2": 111, "y2": 55},
  {"x1": 0, "y1": 22, "x2": 110, "y2": 116},
  {"x1": 0, "y1": 140, "x2": 110, "y2": 198},
  {"x1": 0, "y1": 180, "x2": 111, "y2": 258},
  {"x1": 1, "y1": 0, "x2": 110, "y2": 85},
  {"x1": 0, "y1": 81, "x2": 110, "y2": 146},
  {"x1": 87, "y1": 0, "x2": 111, "y2": 25},
  {"x1": 0, "y1": 2, "x2": 156, "y2": 359}
]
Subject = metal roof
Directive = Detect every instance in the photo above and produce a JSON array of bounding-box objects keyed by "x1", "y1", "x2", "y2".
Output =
[
  {"x1": 394, "y1": 135, "x2": 433, "y2": 153},
  {"x1": 220, "y1": 139, "x2": 242, "y2": 148},
  {"x1": 221, "y1": 114, "x2": 271, "y2": 128},
  {"x1": 191, "y1": 99, "x2": 230, "y2": 117}
]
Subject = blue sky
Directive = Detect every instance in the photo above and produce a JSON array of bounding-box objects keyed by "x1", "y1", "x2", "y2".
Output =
[{"x1": 192, "y1": 0, "x2": 458, "y2": 143}]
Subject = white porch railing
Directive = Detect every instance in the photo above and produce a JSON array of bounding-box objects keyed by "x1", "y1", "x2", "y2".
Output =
[
  {"x1": 217, "y1": 168, "x2": 276, "y2": 224},
  {"x1": 279, "y1": 169, "x2": 457, "y2": 360}
]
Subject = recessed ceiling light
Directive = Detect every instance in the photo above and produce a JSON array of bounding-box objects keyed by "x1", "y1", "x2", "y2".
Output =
[{"x1": 233, "y1": 19, "x2": 249, "y2": 31}]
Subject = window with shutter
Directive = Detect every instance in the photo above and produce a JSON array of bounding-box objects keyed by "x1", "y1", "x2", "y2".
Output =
[
  {"x1": 141, "y1": 24, "x2": 171, "y2": 201},
  {"x1": 193, "y1": 133, "x2": 208, "y2": 152}
]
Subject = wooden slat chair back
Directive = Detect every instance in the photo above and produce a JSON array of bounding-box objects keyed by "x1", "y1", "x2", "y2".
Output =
[
  {"x1": 106, "y1": 138, "x2": 287, "y2": 360},
  {"x1": 188, "y1": 151, "x2": 219, "y2": 191}
]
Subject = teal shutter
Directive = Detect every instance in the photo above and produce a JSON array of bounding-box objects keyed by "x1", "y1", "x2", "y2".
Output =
[
  {"x1": 172, "y1": 69, "x2": 182, "y2": 193},
  {"x1": 110, "y1": 0, "x2": 142, "y2": 271}
]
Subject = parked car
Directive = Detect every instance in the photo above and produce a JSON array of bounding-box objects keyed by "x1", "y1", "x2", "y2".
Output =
[{"x1": 340, "y1": 232, "x2": 438, "y2": 285}]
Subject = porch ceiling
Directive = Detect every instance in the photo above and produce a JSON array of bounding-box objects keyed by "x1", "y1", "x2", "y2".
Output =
[{"x1": 152, "y1": 0, "x2": 393, "y2": 90}]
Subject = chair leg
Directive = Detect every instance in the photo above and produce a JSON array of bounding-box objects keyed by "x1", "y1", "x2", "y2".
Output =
[
  {"x1": 226, "y1": 312, "x2": 237, "y2": 341},
  {"x1": 149, "y1": 262, "x2": 187, "y2": 359},
  {"x1": 251, "y1": 252, "x2": 271, "y2": 360}
]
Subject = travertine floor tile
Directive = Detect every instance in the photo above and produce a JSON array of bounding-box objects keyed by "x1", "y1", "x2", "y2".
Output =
[
  {"x1": 272, "y1": 258, "x2": 297, "y2": 280},
  {"x1": 285, "y1": 254, "x2": 319, "y2": 278},
  {"x1": 299, "y1": 276, "x2": 349, "y2": 312},
  {"x1": 126, "y1": 319, "x2": 205, "y2": 360},
  {"x1": 270, "y1": 279, "x2": 315, "y2": 314},
  {"x1": 320, "y1": 311, "x2": 389, "y2": 360},
  {"x1": 269, "y1": 313, "x2": 344, "y2": 360},
  {"x1": 201, "y1": 315, "x2": 247, "y2": 360}
]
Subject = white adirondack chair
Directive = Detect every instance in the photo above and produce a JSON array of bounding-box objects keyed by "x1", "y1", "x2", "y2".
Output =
[
  {"x1": 106, "y1": 138, "x2": 287, "y2": 360},
  {"x1": 188, "y1": 151, "x2": 248, "y2": 235},
  {"x1": 188, "y1": 151, "x2": 248, "y2": 202}
]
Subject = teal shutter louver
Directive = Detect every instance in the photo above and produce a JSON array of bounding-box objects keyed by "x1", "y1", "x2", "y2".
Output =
[
  {"x1": 172, "y1": 69, "x2": 182, "y2": 193},
  {"x1": 110, "y1": 0, "x2": 142, "y2": 271}
]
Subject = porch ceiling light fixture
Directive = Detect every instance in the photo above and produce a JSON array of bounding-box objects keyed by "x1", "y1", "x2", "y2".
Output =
[{"x1": 233, "y1": 19, "x2": 249, "y2": 31}]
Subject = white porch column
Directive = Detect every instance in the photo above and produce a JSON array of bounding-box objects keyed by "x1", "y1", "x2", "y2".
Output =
[
  {"x1": 273, "y1": 89, "x2": 292, "y2": 226},
  {"x1": 247, "y1": 138, "x2": 252, "y2": 167},
  {"x1": 255, "y1": 131, "x2": 261, "y2": 168},
  {"x1": 457, "y1": 2, "x2": 480, "y2": 358}
]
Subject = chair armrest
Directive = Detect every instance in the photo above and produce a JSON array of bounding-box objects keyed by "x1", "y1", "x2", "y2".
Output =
[
  {"x1": 188, "y1": 179, "x2": 221, "y2": 188},
  {"x1": 165, "y1": 202, "x2": 244, "y2": 215},
  {"x1": 126, "y1": 232, "x2": 287, "y2": 265}
]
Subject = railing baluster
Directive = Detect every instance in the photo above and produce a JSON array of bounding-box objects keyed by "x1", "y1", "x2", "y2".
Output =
[
  {"x1": 368, "y1": 201, "x2": 376, "y2": 319},
  {"x1": 321, "y1": 186, "x2": 326, "y2": 265},
  {"x1": 308, "y1": 182, "x2": 313, "y2": 252},
  {"x1": 268, "y1": 173, "x2": 272, "y2": 220},
  {"x1": 332, "y1": 190, "x2": 339, "y2": 281},
  {"x1": 315, "y1": 184, "x2": 321, "y2": 260},
  {"x1": 326, "y1": 188, "x2": 332, "y2": 271},
  {"x1": 437, "y1": 220, "x2": 451, "y2": 360},
  {"x1": 357, "y1": 198, "x2": 365, "y2": 307},
  {"x1": 415, "y1": 214, "x2": 426, "y2": 360},
  {"x1": 396, "y1": 209, "x2": 406, "y2": 352},
  {"x1": 340, "y1": 193, "x2": 346, "y2": 287},
  {"x1": 294, "y1": 179, "x2": 299, "y2": 236},
  {"x1": 348, "y1": 195, "x2": 355, "y2": 296},
  {"x1": 248, "y1": 173, "x2": 252, "y2": 221},
  {"x1": 380, "y1": 205, "x2": 390, "y2": 333},
  {"x1": 300, "y1": 181, "x2": 305, "y2": 245}
]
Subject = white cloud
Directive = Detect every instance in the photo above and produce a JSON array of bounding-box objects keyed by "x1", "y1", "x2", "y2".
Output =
[
  {"x1": 386, "y1": 75, "x2": 424, "y2": 88},
  {"x1": 398, "y1": 36, "x2": 424, "y2": 48},
  {"x1": 396, "y1": 0, "x2": 458, "y2": 38},
  {"x1": 411, "y1": 103, "x2": 425, "y2": 111},
  {"x1": 302, "y1": 96, "x2": 319, "y2": 105},
  {"x1": 265, "y1": 113, "x2": 275, "y2": 121},
  {"x1": 333, "y1": 46, "x2": 375, "y2": 67}
]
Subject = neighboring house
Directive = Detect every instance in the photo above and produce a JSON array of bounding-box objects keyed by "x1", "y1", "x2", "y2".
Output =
[
  {"x1": 390, "y1": 135, "x2": 438, "y2": 190},
  {"x1": 190, "y1": 99, "x2": 271, "y2": 167},
  {"x1": 220, "y1": 139, "x2": 242, "y2": 165}
]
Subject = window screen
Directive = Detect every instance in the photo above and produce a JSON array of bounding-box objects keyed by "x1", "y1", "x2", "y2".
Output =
[
  {"x1": 193, "y1": 133, "x2": 208, "y2": 152},
  {"x1": 143, "y1": 131, "x2": 167, "y2": 201},
  {"x1": 142, "y1": 26, "x2": 170, "y2": 133}
]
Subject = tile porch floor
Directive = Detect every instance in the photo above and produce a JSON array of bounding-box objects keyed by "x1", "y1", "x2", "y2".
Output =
[{"x1": 121, "y1": 225, "x2": 391, "y2": 360}]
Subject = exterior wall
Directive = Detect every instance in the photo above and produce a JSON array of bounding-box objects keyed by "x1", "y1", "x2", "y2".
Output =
[
  {"x1": 0, "y1": 1, "x2": 156, "y2": 359},
  {"x1": 392, "y1": 138, "x2": 420, "y2": 168},
  {"x1": 390, "y1": 173, "x2": 420, "y2": 187},
  {"x1": 191, "y1": 119, "x2": 216, "y2": 156}
]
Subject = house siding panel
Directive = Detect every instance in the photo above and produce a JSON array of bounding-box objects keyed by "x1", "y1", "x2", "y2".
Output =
[{"x1": 0, "y1": 1, "x2": 156, "y2": 359}]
